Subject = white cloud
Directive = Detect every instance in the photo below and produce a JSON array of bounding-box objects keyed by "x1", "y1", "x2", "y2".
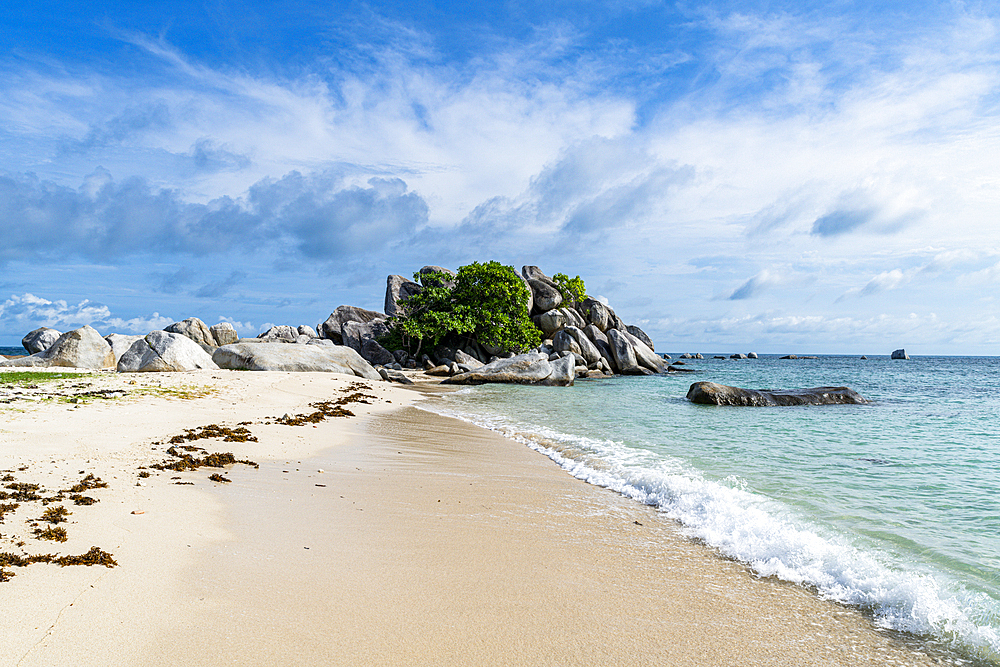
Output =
[{"x1": 0, "y1": 293, "x2": 173, "y2": 337}]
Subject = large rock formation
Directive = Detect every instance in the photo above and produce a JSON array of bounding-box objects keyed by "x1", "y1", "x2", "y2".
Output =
[
  {"x1": 210, "y1": 322, "x2": 239, "y2": 346},
  {"x1": 385, "y1": 275, "x2": 423, "y2": 318},
  {"x1": 444, "y1": 352, "x2": 574, "y2": 386},
  {"x1": 22, "y1": 327, "x2": 62, "y2": 354},
  {"x1": 165, "y1": 317, "x2": 217, "y2": 352},
  {"x1": 606, "y1": 329, "x2": 641, "y2": 374},
  {"x1": 686, "y1": 382, "x2": 866, "y2": 406},
  {"x1": 2, "y1": 326, "x2": 115, "y2": 369},
  {"x1": 212, "y1": 342, "x2": 381, "y2": 380},
  {"x1": 891, "y1": 349, "x2": 910, "y2": 360},
  {"x1": 118, "y1": 331, "x2": 219, "y2": 372},
  {"x1": 318, "y1": 306, "x2": 385, "y2": 343},
  {"x1": 105, "y1": 333, "x2": 144, "y2": 364},
  {"x1": 258, "y1": 325, "x2": 297, "y2": 342},
  {"x1": 528, "y1": 279, "x2": 562, "y2": 312},
  {"x1": 341, "y1": 319, "x2": 391, "y2": 356}
]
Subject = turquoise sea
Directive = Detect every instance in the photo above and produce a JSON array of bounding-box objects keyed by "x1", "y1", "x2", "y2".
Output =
[{"x1": 427, "y1": 355, "x2": 1000, "y2": 665}]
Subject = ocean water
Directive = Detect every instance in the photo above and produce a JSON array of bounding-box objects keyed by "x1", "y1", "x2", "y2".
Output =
[
  {"x1": 0, "y1": 347, "x2": 25, "y2": 357},
  {"x1": 426, "y1": 354, "x2": 1000, "y2": 665}
]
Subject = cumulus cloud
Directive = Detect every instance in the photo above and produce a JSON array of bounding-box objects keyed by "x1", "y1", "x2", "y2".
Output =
[
  {"x1": 0, "y1": 293, "x2": 174, "y2": 337},
  {"x1": 0, "y1": 169, "x2": 428, "y2": 266}
]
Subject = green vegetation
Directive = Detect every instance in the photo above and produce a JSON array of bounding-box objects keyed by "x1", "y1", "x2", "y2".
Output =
[
  {"x1": 383, "y1": 261, "x2": 541, "y2": 356},
  {"x1": 0, "y1": 371, "x2": 84, "y2": 386},
  {"x1": 552, "y1": 273, "x2": 587, "y2": 307}
]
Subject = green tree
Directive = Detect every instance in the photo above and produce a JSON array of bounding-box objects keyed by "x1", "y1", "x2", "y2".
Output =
[
  {"x1": 552, "y1": 273, "x2": 587, "y2": 306},
  {"x1": 452, "y1": 261, "x2": 540, "y2": 354},
  {"x1": 381, "y1": 261, "x2": 540, "y2": 356}
]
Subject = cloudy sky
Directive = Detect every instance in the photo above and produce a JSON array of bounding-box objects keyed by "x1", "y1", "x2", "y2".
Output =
[{"x1": 2, "y1": 0, "x2": 999, "y2": 354}]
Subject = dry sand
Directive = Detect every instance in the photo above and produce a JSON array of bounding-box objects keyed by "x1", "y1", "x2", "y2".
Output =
[{"x1": 0, "y1": 370, "x2": 944, "y2": 666}]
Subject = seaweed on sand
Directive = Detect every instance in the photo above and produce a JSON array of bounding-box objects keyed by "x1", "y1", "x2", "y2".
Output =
[
  {"x1": 32, "y1": 526, "x2": 67, "y2": 542},
  {"x1": 0, "y1": 546, "x2": 117, "y2": 581},
  {"x1": 65, "y1": 474, "x2": 108, "y2": 493},
  {"x1": 208, "y1": 473, "x2": 231, "y2": 483},
  {"x1": 273, "y1": 387, "x2": 378, "y2": 426},
  {"x1": 40, "y1": 506, "x2": 71, "y2": 524},
  {"x1": 168, "y1": 424, "x2": 257, "y2": 444},
  {"x1": 150, "y1": 447, "x2": 258, "y2": 473},
  {"x1": 0, "y1": 503, "x2": 18, "y2": 522}
]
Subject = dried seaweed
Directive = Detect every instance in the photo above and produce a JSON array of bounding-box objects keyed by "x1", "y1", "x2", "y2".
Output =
[
  {"x1": 65, "y1": 474, "x2": 108, "y2": 493},
  {"x1": 0, "y1": 503, "x2": 18, "y2": 522},
  {"x1": 33, "y1": 526, "x2": 67, "y2": 542},
  {"x1": 150, "y1": 448, "x2": 258, "y2": 472},
  {"x1": 40, "y1": 506, "x2": 70, "y2": 524},
  {"x1": 0, "y1": 546, "x2": 117, "y2": 580},
  {"x1": 168, "y1": 424, "x2": 257, "y2": 444},
  {"x1": 68, "y1": 494, "x2": 97, "y2": 506},
  {"x1": 2, "y1": 482, "x2": 42, "y2": 502},
  {"x1": 208, "y1": 473, "x2": 231, "y2": 483}
]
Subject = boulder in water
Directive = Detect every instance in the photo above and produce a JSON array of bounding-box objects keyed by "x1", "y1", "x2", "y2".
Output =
[{"x1": 687, "y1": 381, "x2": 866, "y2": 406}]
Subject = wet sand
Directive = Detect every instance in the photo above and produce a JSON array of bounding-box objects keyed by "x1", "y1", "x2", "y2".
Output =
[{"x1": 1, "y1": 372, "x2": 943, "y2": 666}]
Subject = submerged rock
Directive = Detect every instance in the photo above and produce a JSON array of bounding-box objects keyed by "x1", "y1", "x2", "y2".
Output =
[{"x1": 686, "y1": 382, "x2": 866, "y2": 407}]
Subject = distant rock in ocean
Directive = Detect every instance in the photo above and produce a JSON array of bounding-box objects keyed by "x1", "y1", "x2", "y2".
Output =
[
  {"x1": 891, "y1": 349, "x2": 910, "y2": 360},
  {"x1": 687, "y1": 381, "x2": 866, "y2": 406}
]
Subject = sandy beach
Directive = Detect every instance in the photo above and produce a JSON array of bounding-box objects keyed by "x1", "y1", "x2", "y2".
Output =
[{"x1": 0, "y1": 369, "x2": 943, "y2": 666}]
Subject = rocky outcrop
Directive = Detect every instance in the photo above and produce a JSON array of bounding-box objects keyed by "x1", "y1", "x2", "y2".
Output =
[
  {"x1": 891, "y1": 349, "x2": 909, "y2": 360},
  {"x1": 318, "y1": 306, "x2": 385, "y2": 343},
  {"x1": 258, "y1": 325, "x2": 297, "y2": 342},
  {"x1": 210, "y1": 322, "x2": 239, "y2": 346},
  {"x1": 385, "y1": 275, "x2": 423, "y2": 318},
  {"x1": 341, "y1": 319, "x2": 390, "y2": 355},
  {"x1": 297, "y1": 325, "x2": 318, "y2": 338},
  {"x1": 687, "y1": 382, "x2": 866, "y2": 406},
  {"x1": 563, "y1": 326, "x2": 601, "y2": 366},
  {"x1": 622, "y1": 330, "x2": 665, "y2": 373},
  {"x1": 528, "y1": 279, "x2": 562, "y2": 312},
  {"x1": 418, "y1": 265, "x2": 456, "y2": 288},
  {"x1": 118, "y1": 331, "x2": 219, "y2": 372},
  {"x1": 165, "y1": 317, "x2": 217, "y2": 352},
  {"x1": 454, "y1": 349, "x2": 484, "y2": 370},
  {"x1": 360, "y1": 338, "x2": 395, "y2": 366},
  {"x1": 2, "y1": 326, "x2": 115, "y2": 369},
  {"x1": 444, "y1": 352, "x2": 574, "y2": 386},
  {"x1": 212, "y1": 343, "x2": 381, "y2": 380},
  {"x1": 105, "y1": 333, "x2": 144, "y2": 364},
  {"x1": 22, "y1": 327, "x2": 62, "y2": 354},
  {"x1": 606, "y1": 329, "x2": 640, "y2": 374},
  {"x1": 626, "y1": 325, "x2": 654, "y2": 352}
]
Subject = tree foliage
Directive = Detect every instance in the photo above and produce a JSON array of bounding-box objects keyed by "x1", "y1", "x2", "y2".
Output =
[
  {"x1": 382, "y1": 261, "x2": 541, "y2": 356},
  {"x1": 552, "y1": 273, "x2": 587, "y2": 306}
]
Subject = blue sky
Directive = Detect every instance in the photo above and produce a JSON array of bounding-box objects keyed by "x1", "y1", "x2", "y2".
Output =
[{"x1": 2, "y1": 0, "x2": 1000, "y2": 354}]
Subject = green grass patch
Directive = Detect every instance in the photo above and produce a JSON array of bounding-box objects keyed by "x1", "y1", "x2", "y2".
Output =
[{"x1": 0, "y1": 371, "x2": 85, "y2": 386}]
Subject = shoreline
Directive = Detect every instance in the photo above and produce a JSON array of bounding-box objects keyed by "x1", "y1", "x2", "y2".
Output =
[{"x1": 1, "y1": 371, "x2": 947, "y2": 665}]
